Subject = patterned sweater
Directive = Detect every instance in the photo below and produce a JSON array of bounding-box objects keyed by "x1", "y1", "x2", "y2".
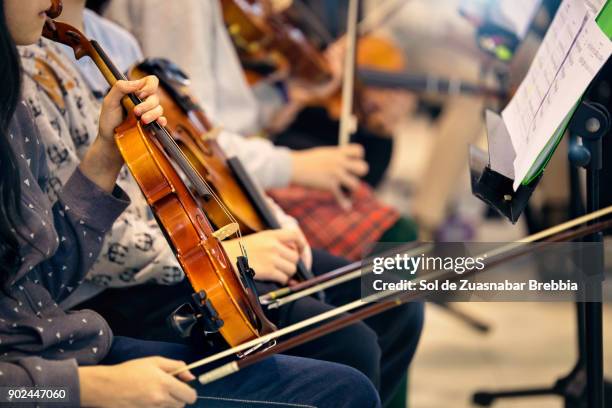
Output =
[
  {"x1": 19, "y1": 30, "x2": 308, "y2": 306},
  {"x1": 19, "y1": 39, "x2": 185, "y2": 309}
]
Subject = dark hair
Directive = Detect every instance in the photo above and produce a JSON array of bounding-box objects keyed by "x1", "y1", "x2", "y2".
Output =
[
  {"x1": 86, "y1": 0, "x2": 111, "y2": 14},
  {"x1": 0, "y1": 0, "x2": 24, "y2": 282}
]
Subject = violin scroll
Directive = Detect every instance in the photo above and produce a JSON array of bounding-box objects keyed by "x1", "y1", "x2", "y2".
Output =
[{"x1": 43, "y1": 19, "x2": 93, "y2": 61}]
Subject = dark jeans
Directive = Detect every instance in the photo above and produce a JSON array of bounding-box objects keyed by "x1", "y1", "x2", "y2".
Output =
[
  {"x1": 273, "y1": 107, "x2": 394, "y2": 188},
  {"x1": 256, "y1": 250, "x2": 424, "y2": 406},
  {"x1": 80, "y1": 250, "x2": 423, "y2": 406},
  {"x1": 102, "y1": 336, "x2": 380, "y2": 408}
]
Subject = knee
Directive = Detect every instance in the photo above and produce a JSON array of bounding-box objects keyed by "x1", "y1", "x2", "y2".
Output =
[
  {"x1": 336, "y1": 322, "x2": 381, "y2": 382},
  {"x1": 321, "y1": 364, "x2": 381, "y2": 408},
  {"x1": 406, "y1": 301, "x2": 425, "y2": 333},
  {"x1": 394, "y1": 301, "x2": 425, "y2": 340},
  {"x1": 396, "y1": 301, "x2": 425, "y2": 362}
]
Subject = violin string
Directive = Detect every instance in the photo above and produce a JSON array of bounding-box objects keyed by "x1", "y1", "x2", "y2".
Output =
[
  {"x1": 187, "y1": 168, "x2": 248, "y2": 258},
  {"x1": 95, "y1": 42, "x2": 250, "y2": 262},
  {"x1": 149, "y1": 115, "x2": 245, "y2": 235},
  {"x1": 149, "y1": 122, "x2": 249, "y2": 260}
]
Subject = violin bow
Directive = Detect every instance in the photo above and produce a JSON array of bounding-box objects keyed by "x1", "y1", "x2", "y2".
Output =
[
  {"x1": 260, "y1": 242, "x2": 433, "y2": 308},
  {"x1": 337, "y1": 0, "x2": 359, "y2": 146},
  {"x1": 170, "y1": 204, "x2": 612, "y2": 379},
  {"x1": 198, "y1": 214, "x2": 612, "y2": 385}
]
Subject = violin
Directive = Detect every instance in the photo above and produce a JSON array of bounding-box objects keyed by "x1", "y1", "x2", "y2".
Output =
[
  {"x1": 42, "y1": 1, "x2": 276, "y2": 349},
  {"x1": 126, "y1": 58, "x2": 314, "y2": 282},
  {"x1": 222, "y1": 0, "x2": 507, "y2": 133},
  {"x1": 220, "y1": 0, "x2": 332, "y2": 84},
  {"x1": 220, "y1": 0, "x2": 408, "y2": 135},
  {"x1": 128, "y1": 59, "x2": 265, "y2": 235}
]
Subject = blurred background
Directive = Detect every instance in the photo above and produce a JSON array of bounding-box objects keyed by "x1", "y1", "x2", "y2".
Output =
[
  {"x1": 356, "y1": 0, "x2": 612, "y2": 406},
  {"x1": 95, "y1": 0, "x2": 612, "y2": 405}
]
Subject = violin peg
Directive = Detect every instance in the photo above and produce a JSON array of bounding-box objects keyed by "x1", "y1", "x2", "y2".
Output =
[{"x1": 213, "y1": 223, "x2": 240, "y2": 241}]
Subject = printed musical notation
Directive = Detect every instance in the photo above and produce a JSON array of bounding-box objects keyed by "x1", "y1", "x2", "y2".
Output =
[{"x1": 500, "y1": 0, "x2": 611, "y2": 190}]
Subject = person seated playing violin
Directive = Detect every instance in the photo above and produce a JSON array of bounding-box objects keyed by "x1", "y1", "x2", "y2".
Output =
[
  {"x1": 18, "y1": 1, "x2": 424, "y2": 406},
  {"x1": 0, "y1": 1, "x2": 385, "y2": 407},
  {"x1": 104, "y1": 0, "x2": 419, "y2": 266},
  {"x1": 238, "y1": 0, "x2": 418, "y2": 184}
]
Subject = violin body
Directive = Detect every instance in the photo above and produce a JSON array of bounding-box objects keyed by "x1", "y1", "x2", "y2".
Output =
[
  {"x1": 128, "y1": 63, "x2": 266, "y2": 234},
  {"x1": 220, "y1": 0, "x2": 331, "y2": 84},
  {"x1": 129, "y1": 58, "x2": 314, "y2": 282},
  {"x1": 43, "y1": 18, "x2": 276, "y2": 349},
  {"x1": 115, "y1": 116, "x2": 274, "y2": 346},
  {"x1": 319, "y1": 35, "x2": 408, "y2": 124}
]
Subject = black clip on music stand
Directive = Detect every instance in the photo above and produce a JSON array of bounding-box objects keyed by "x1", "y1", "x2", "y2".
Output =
[
  {"x1": 469, "y1": 98, "x2": 609, "y2": 407},
  {"x1": 469, "y1": 109, "x2": 541, "y2": 224}
]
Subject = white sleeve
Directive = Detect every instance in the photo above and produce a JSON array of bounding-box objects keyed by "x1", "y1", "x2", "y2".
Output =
[{"x1": 217, "y1": 129, "x2": 294, "y2": 190}]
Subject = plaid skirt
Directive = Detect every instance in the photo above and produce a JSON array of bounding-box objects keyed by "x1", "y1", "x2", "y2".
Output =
[{"x1": 268, "y1": 182, "x2": 400, "y2": 261}]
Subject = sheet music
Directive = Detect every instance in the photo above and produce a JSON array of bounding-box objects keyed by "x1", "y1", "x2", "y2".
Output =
[
  {"x1": 500, "y1": 0, "x2": 612, "y2": 190},
  {"x1": 503, "y1": 0, "x2": 587, "y2": 153},
  {"x1": 584, "y1": 0, "x2": 607, "y2": 14}
]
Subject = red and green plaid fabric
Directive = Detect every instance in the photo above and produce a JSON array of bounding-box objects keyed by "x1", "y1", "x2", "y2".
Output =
[{"x1": 268, "y1": 183, "x2": 400, "y2": 261}]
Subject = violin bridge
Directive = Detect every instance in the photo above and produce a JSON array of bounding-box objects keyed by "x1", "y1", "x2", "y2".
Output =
[{"x1": 212, "y1": 222, "x2": 240, "y2": 241}]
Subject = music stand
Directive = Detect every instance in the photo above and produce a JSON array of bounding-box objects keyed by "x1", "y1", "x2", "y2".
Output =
[{"x1": 469, "y1": 77, "x2": 610, "y2": 407}]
